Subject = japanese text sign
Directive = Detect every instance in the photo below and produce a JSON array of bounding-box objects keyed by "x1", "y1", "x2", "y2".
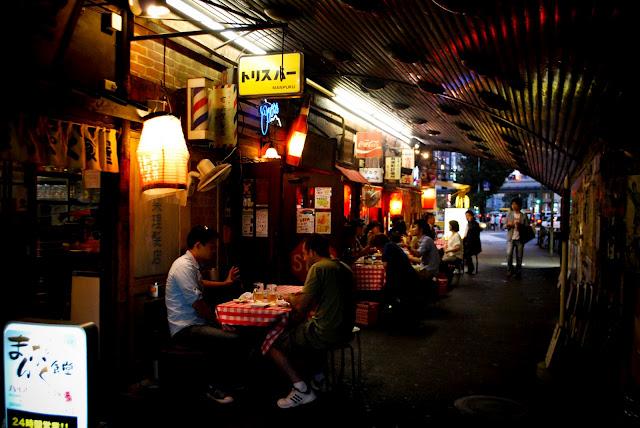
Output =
[
  {"x1": 385, "y1": 157, "x2": 402, "y2": 180},
  {"x1": 238, "y1": 53, "x2": 304, "y2": 98},
  {"x1": 4, "y1": 321, "x2": 98, "y2": 428}
]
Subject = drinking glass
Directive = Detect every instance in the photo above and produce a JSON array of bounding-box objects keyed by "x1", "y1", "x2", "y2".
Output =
[
  {"x1": 253, "y1": 282, "x2": 264, "y2": 301},
  {"x1": 267, "y1": 284, "x2": 277, "y2": 303}
]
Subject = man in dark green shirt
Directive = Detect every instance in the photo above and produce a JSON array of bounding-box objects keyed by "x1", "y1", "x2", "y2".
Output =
[{"x1": 269, "y1": 234, "x2": 355, "y2": 408}]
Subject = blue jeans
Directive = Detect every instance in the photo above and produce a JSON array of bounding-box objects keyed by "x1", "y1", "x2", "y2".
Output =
[
  {"x1": 507, "y1": 239, "x2": 524, "y2": 273},
  {"x1": 172, "y1": 324, "x2": 243, "y2": 387}
]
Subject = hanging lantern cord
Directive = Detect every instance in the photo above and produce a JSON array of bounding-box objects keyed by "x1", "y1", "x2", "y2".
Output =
[{"x1": 161, "y1": 39, "x2": 172, "y2": 113}]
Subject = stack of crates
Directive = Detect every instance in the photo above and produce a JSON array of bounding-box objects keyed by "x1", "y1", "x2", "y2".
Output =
[
  {"x1": 436, "y1": 273, "x2": 448, "y2": 296},
  {"x1": 356, "y1": 301, "x2": 380, "y2": 326}
]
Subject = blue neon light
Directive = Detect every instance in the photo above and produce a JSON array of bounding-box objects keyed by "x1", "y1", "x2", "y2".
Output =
[{"x1": 260, "y1": 100, "x2": 281, "y2": 135}]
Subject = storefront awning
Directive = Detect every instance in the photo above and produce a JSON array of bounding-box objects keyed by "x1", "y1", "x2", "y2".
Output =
[{"x1": 336, "y1": 165, "x2": 369, "y2": 184}]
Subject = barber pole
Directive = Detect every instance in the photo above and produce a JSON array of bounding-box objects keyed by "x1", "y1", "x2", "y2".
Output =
[{"x1": 191, "y1": 86, "x2": 208, "y2": 131}]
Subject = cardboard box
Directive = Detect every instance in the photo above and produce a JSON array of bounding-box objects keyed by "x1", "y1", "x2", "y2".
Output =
[{"x1": 356, "y1": 301, "x2": 380, "y2": 326}]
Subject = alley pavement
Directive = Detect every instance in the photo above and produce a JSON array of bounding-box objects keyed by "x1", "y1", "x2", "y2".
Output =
[{"x1": 112, "y1": 230, "x2": 626, "y2": 427}]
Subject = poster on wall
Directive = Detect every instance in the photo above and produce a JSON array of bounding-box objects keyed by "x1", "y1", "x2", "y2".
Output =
[
  {"x1": 314, "y1": 187, "x2": 332, "y2": 209},
  {"x1": 627, "y1": 175, "x2": 640, "y2": 271},
  {"x1": 401, "y1": 148, "x2": 415, "y2": 169},
  {"x1": 256, "y1": 209, "x2": 268, "y2": 238},
  {"x1": 243, "y1": 179, "x2": 255, "y2": 209},
  {"x1": 242, "y1": 211, "x2": 254, "y2": 237},
  {"x1": 315, "y1": 211, "x2": 331, "y2": 234},
  {"x1": 355, "y1": 132, "x2": 383, "y2": 158},
  {"x1": 296, "y1": 208, "x2": 315, "y2": 234}
]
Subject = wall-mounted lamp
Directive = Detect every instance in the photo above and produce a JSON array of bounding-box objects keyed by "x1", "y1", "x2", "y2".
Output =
[
  {"x1": 286, "y1": 98, "x2": 310, "y2": 167},
  {"x1": 264, "y1": 147, "x2": 281, "y2": 159}
]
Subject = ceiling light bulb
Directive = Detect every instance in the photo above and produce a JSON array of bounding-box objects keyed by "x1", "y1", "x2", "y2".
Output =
[
  {"x1": 147, "y1": 4, "x2": 170, "y2": 17},
  {"x1": 421, "y1": 152, "x2": 429, "y2": 159}
]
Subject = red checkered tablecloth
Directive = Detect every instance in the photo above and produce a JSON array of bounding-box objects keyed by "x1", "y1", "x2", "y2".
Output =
[
  {"x1": 216, "y1": 302, "x2": 291, "y2": 354},
  {"x1": 353, "y1": 263, "x2": 386, "y2": 291},
  {"x1": 276, "y1": 285, "x2": 303, "y2": 295}
]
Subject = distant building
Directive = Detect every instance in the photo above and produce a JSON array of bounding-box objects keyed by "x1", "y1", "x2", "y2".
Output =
[{"x1": 487, "y1": 170, "x2": 560, "y2": 213}]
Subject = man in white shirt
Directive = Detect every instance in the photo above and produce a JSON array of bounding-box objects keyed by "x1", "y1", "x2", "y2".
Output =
[{"x1": 165, "y1": 225, "x2": 241, "y2": 404}]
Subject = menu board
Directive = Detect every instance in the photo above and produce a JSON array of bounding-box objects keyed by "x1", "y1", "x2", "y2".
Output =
[
  {"x1": 314, "y1": 187, "x2": 332, "y2": 209},
  {"x1": 296, "y1": 208, "x2": 315, "y2": 234},
  {"x1": 385, "y1": 157, "x2": 402, "y2": 180},
  {"x1": 315, "y1": 211, "x2": 331, "y2": 234}
]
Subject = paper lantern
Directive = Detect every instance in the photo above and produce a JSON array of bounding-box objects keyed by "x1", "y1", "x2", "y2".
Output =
[
  {"x1": 136, "y1": 114, "x2": 189, "y2": 195},
  {"x1": 389, "y1": 192, "x2": 403, "y2": 216},
  {"x1": 286, "y1": 99, "x2": 310, "y2": 166},
  {"x1": 422, "y1": 187, "x2": 436, "y2": 209}
]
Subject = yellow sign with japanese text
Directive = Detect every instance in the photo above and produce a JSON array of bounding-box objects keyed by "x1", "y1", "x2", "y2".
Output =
[{"x1": 238, "y1": 53, "x2": 304, "y2": 98}]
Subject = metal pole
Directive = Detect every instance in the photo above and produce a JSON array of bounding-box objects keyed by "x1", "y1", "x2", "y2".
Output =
[
  {"x1": 559, "y1": 176, "x2": 569, "y2": 325},
  {"x1": 549, "y1": 193, "x2": 554, "y2": 255}
]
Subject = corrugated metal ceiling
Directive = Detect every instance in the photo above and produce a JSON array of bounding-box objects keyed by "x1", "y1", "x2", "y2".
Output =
[{"x1": 176, "y1": 0, "x2": 628, "y2": 191}]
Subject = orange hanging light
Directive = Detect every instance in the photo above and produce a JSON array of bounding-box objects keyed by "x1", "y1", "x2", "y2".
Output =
[
  {"x1": 136, "y1": 113, "x2": 190, "y2": 195},
  {"x1": 286, "y1": 98, "x2": 310, "y2": 166},
  {"x1": 421, "y1": 187, "x2": 436, "y2": 209},
  {"x1": 389, "y1": 192, "x2": 403, "y2": 216}
]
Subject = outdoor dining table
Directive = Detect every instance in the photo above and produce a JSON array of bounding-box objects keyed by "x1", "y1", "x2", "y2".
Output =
[
  {"x1": 215, "y1": 285, "x2": 303, "y2": 354},
  {"x1": 353, "y1": 262, "x2": 386, "y2": 291}
]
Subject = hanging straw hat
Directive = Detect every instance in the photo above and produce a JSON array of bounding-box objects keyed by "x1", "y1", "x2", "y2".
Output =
[{"x1": 196, "y1": 159, "x2": 232, "y2": 192}]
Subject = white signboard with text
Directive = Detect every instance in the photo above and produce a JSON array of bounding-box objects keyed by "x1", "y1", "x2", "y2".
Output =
[
  {"x1": 359, "y1": 168, "x2": 383, "y2": 184},
  {"x1": 4, "y1": 321, "x2": 97, "y2": 428}
]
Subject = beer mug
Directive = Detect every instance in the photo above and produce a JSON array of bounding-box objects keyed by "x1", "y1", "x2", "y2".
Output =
[
  {"x1": 253, "y1": 282, "x2": 264, "y2": 301},
  {"x1": 267, "y1": 284, "x2": 277, "y2": 303}
]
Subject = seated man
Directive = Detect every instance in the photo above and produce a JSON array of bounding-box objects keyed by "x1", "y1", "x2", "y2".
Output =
[
  {"x1": 269, "y1": 234, "x2": 355, "y2": 409},
  {"x1": 165, "y1": 225, "x2": 241, "y2": 405},
  {"x1": 370, "y1": 232, "x2": 420, "y2": 329},
  {"x1": 409, "y1": 219, "x2": 441, "y2": 281}
]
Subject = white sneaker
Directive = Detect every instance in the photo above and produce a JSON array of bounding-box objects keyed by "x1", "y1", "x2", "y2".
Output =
[{"x1": 276, "y1": 386, "x2": 317, "y2": 409}]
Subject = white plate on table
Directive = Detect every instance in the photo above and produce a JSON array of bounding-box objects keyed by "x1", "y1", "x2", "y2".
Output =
[{"x1": 249, "y1": 302, "x2": 269, "y2": 308}]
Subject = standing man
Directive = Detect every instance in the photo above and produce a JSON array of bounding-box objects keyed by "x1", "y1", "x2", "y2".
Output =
[
  {"x1": 506, "y1": 197, "x2": 530, "y2": 278},
  {"x1": 463, "y1": 210, "x2": 482, "y2": 274},
  {"x1": 165, "y1": 225, "x2": 241, "y2": 404},
  {"x1": 269, "y1": 235, "x2": 355, "y2": 408}
]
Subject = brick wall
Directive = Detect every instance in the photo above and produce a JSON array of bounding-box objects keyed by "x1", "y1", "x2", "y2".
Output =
[{"x1": 130, "y1": 35, "x2": 222, "y2": 90}]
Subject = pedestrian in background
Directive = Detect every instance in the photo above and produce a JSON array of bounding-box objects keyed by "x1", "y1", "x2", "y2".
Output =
[
  {"x1": 506, "y1": 197, "x2": 530, "y2": 278},
  {"x1": 463, "y1": 210, "x2": 482, "y2": 274}
]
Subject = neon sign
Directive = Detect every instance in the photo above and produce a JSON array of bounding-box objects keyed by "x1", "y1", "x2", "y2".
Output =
[{"x1": 260, "y1": 100, "x2": 281, "y2": 136}]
